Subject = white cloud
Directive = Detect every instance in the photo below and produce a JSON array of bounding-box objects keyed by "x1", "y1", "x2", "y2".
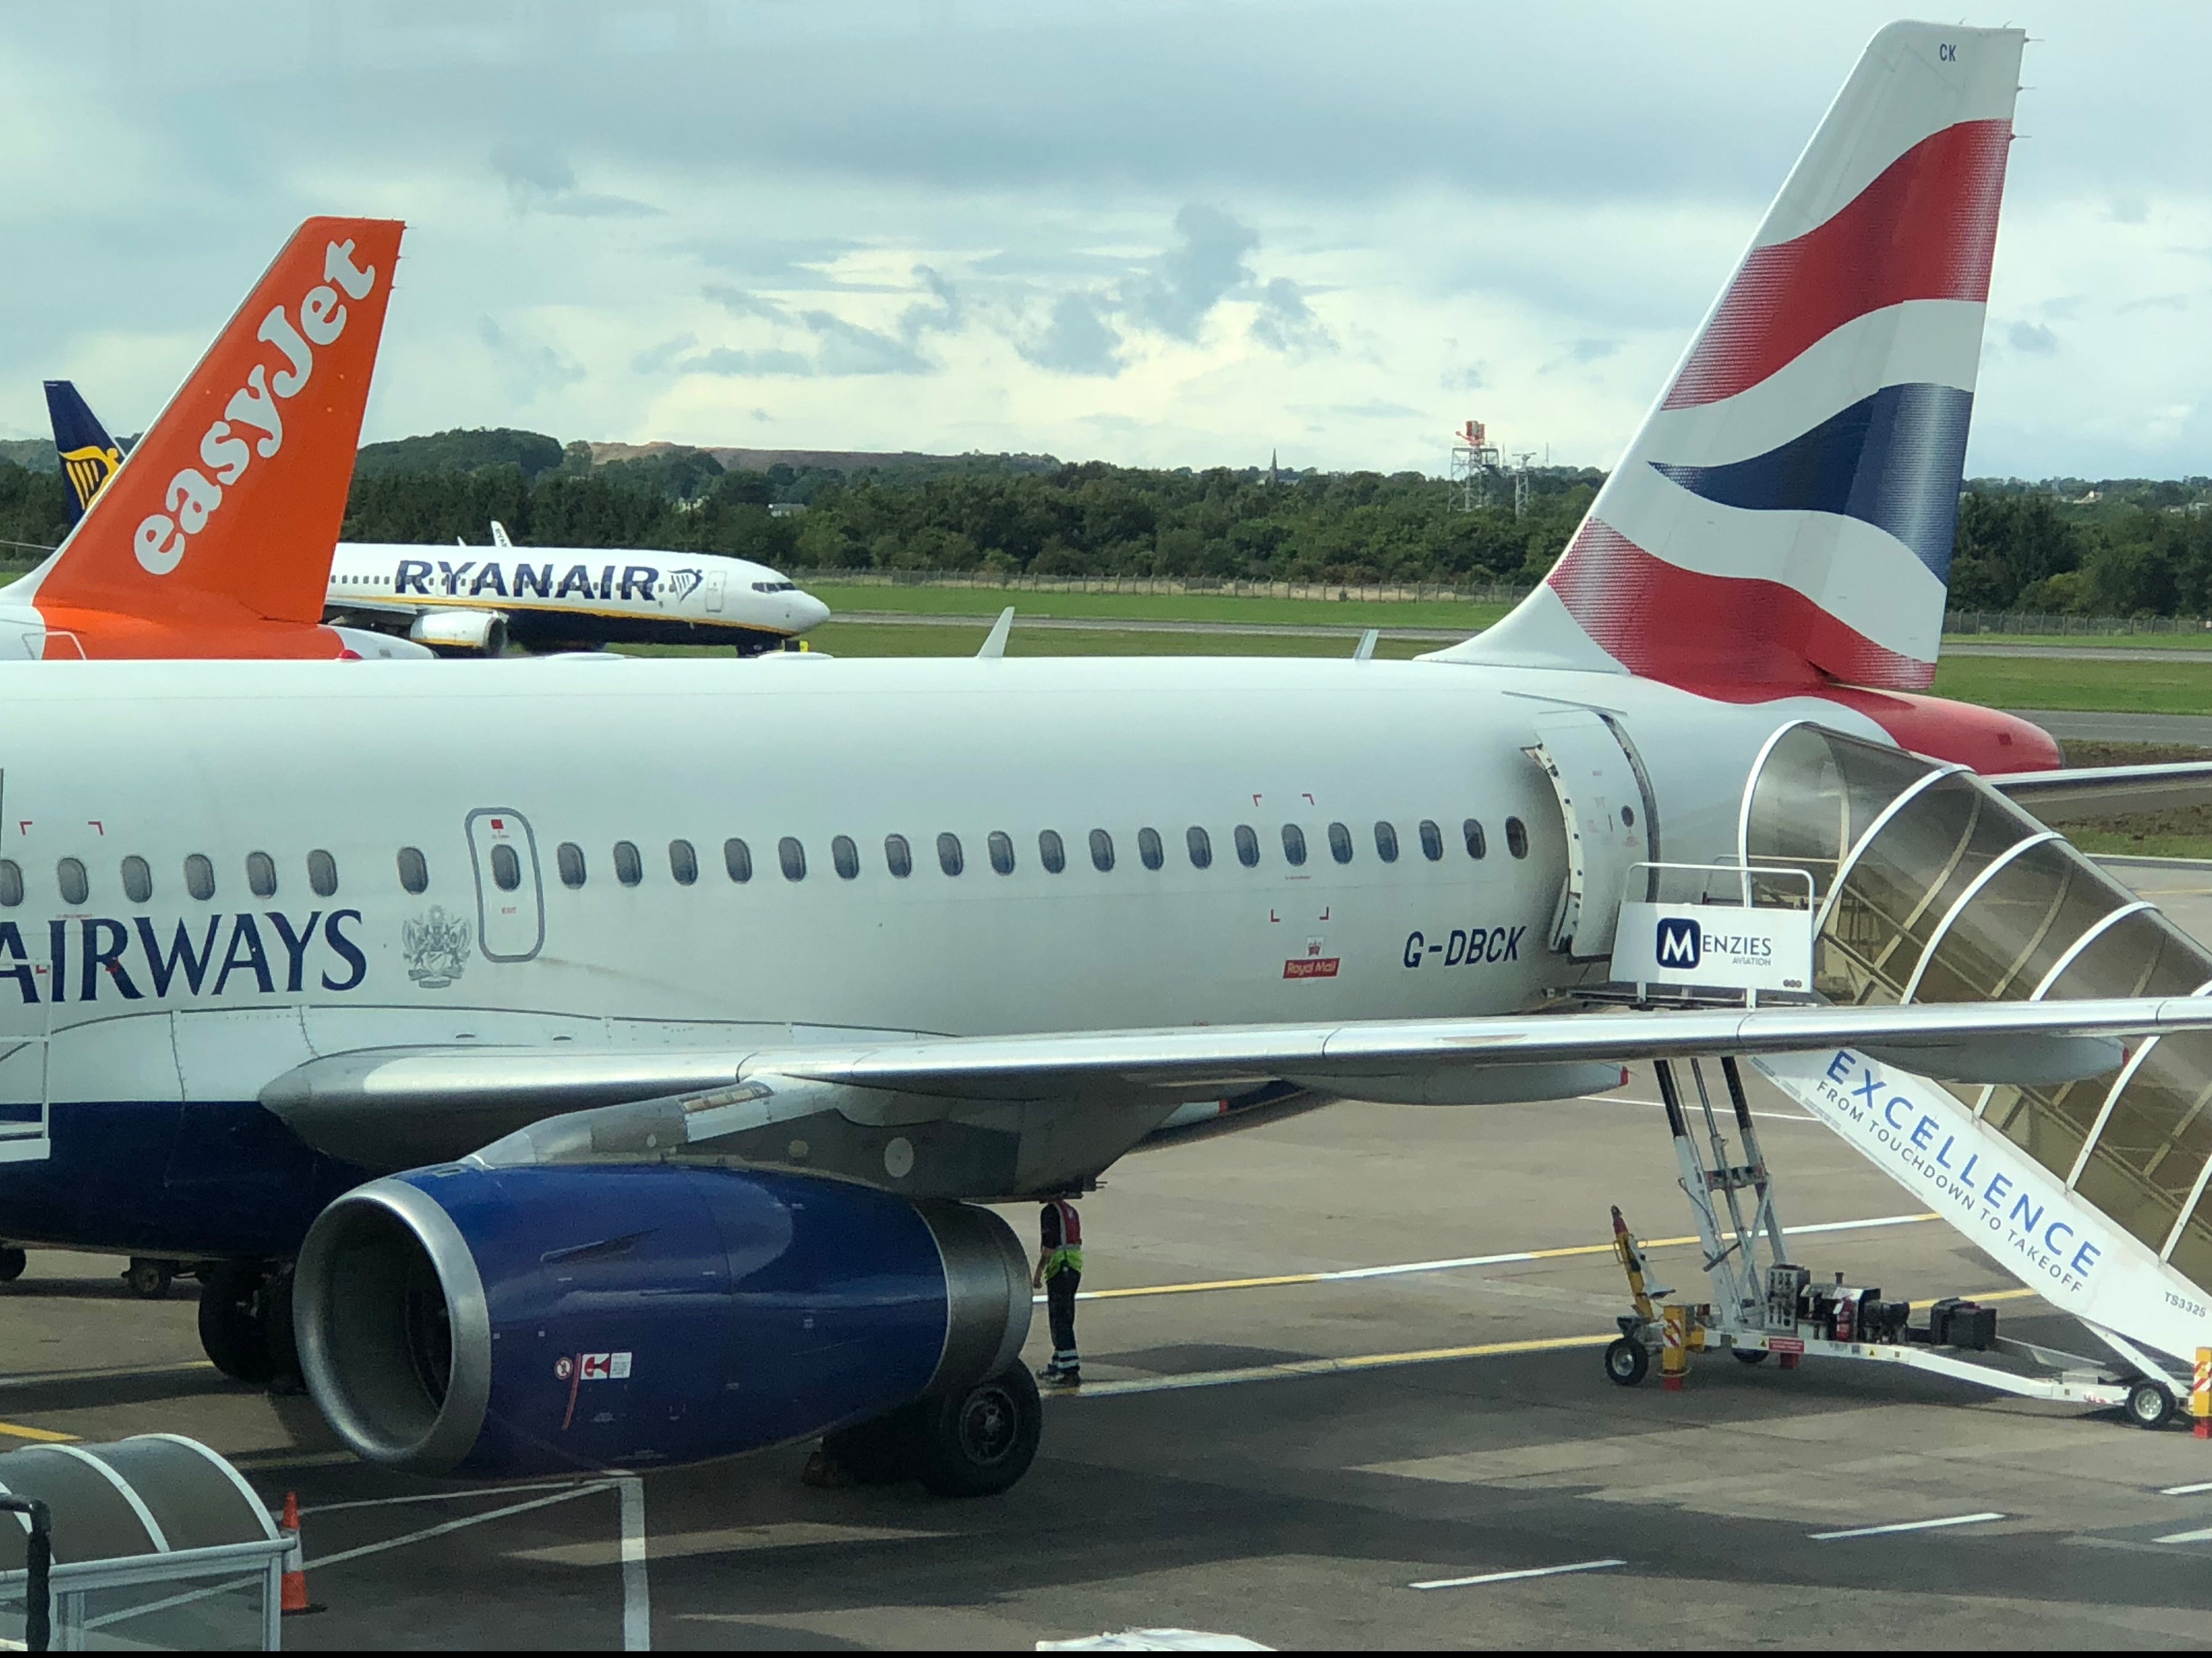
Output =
[{"x1": 1, "y1": 1, "x2": 2209, "y2": 480}]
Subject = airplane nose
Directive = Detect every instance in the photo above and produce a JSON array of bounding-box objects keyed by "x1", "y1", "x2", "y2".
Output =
[{"x1": 792, "y1": 593, "x2": 831, "y2": 634}]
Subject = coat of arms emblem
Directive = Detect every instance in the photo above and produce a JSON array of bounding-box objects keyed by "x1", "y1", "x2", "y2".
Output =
[{"x1": 402, "y1": 905, "x2": 472, "y2": 989}]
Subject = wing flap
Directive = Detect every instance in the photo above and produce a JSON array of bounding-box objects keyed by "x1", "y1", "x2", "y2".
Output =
[{"x1": 1988, "y1": 761, "x2": 2212, "y2": 825}]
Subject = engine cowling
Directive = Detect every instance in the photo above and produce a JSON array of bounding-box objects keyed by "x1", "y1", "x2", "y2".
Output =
[
  {"x1": 291, "y1": 1165, "x2": 1030, "y2": 1476},
  {"x1": 407, "y1": 608, "x2": 508, "y2": 655}
]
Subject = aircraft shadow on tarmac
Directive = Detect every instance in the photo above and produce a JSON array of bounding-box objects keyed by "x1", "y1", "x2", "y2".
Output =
[{"x1": 0, "y1": 1276, "x2": 202, "y2": 1304}]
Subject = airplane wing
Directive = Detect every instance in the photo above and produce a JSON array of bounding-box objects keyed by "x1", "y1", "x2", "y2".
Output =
[
  {"x1": 264, "y1": 995, "x2": 2212, "y2": 1170},
  {"x1": 1989, "y1": 761, "x2": 2212, "y2": 825}
]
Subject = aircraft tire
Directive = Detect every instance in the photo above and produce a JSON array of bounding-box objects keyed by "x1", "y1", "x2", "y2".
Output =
[
  {"x1": 0, "y1": 1247, "x2": 24, "y2": 1283},
  {"x1": 912, "y1": 1363, "x2": 1042, "y2": 1499},
  {"x1": 124, "y1": 1259, "x2": 174, "y2": 1300},
  {"x1": 197, "y1": 1261, "x2": 278, "y2": 1386}
]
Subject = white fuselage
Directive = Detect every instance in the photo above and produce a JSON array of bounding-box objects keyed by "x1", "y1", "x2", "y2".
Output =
[
  {"x1": 327, "y1": 543, "x2": 829, "y2": 653},
  {"x1": 0, "y1": 652, "x2": 1888, "y2": 1254}
]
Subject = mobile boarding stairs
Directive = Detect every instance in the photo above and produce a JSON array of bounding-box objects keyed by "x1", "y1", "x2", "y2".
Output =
[{"x1": 1568, "y1": 721, "x2": 2212, "y2": 1428}]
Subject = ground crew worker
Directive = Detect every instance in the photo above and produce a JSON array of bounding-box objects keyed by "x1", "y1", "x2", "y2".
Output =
[{"x1": 1034, "y1": 1197, "x2": 1083, "y2": 1386}]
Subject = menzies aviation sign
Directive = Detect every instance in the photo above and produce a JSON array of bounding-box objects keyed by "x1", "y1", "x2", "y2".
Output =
[{"x1": 1613, "y1": 902, "x2": 1812, "y2": 994}]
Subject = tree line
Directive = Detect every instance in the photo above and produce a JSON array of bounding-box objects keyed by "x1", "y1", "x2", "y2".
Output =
[{"x1": 1, "y1": 423, "x2": 2208, "y2": 614}]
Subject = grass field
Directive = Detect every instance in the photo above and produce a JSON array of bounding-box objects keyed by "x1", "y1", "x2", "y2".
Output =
[
  {"x1": 811, "y1": 584, "x2": 1508, "y2": 630},
  {"x1": 1930, "y1": 654, "x2": 2212, "y2": 715}
]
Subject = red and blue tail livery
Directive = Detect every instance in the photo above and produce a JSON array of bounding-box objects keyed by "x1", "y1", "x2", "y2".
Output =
[{"x1": 1452, "y1": 23, "x2": 2023, "y2": 696}]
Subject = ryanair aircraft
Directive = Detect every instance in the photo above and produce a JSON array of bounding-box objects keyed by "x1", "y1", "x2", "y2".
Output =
[{"x1": 47, "y1": 383, "x2": 829, "y2": 656}]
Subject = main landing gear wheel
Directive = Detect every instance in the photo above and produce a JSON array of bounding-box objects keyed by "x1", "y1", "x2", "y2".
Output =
[
  {"x1": 124, "y1": 1258, "x2": 174, "y2": 1301},
  {"x1": 1604, "y1": 1338, "x2": 1649, "y2": 1387},
  {"x1": 912, "y1": 1363, "x2": 1041, "y2": 1498},
  {"x1": 0, "y1": 1247, "x2": 24, "y2": 1284},
  {"x1": 197, "y1": 1261, "x2": 303, "y2": 1391},
  {"x1": 2126, "y1": 1378, "x2": 2177, "y2": 1430},
  {"x1": 817, "y1": 1413, "x2": 920, "y2": 1487}
]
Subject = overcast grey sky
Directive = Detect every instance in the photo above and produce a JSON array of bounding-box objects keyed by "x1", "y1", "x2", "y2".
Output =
[{"x1": 4, "y1": 2, "x2": 2206, "y2": 478}]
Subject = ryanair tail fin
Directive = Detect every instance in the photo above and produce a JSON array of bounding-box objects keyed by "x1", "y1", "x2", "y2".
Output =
[
  {"x1": 20, "y1": 217, "x2": 405, "y2": 627},
  {"x1": 46, "y1": 381, "x2": 123, "y2": 528},
  {"x1": 1435, "y1": 23, "x2": 2022, "y2": 693}
]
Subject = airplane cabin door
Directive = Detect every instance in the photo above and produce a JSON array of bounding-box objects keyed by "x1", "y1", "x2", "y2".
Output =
[
  {"x1": 705, "y1": 571, "x2": 725, "y2": 613},
  {"x1": 465, "y1": 808, "x2": 545, "y2": 963},
  {"x1": 1525, "y1": 708, "x2": 1656, "y2": 962}
]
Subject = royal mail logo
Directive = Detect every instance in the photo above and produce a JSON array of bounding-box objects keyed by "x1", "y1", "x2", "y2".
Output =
[
  {"x1": 134, "y1": 239, "x2": 380, "y2": 576},
  {"x1": 1283, "y1": 957, "x2": 1340, "y2": 979},
  {"x1": 1655, "y1": 917, "x2": 1702, "y2": 970}
]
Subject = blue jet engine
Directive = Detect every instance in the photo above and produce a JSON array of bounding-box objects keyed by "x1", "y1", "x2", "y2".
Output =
[{"x1": 291, "y1": 1164, "x2": 1036, "y2": 1493}]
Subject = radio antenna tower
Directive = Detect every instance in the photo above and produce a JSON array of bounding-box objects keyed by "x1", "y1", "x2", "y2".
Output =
[{"x1": 1510, "y1": 451, "x2": 1538, "y2": 519}]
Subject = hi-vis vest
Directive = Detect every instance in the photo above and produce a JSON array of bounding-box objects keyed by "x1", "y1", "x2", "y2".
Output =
[{"x1": 1040, "y1": 1199, "x2": 1084, "y2": 1278}]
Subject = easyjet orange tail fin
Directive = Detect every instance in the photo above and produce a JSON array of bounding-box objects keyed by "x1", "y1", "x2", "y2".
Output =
[{"x1": 23, "y1": 217, "x2": 404, "y2": 626}]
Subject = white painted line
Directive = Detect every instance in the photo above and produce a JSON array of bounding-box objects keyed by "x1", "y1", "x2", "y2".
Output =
[
  {"x1": 2153, "y1": 1524, "x2": 2212, "y2": 1545},
  {"x1": 301, "y1": 1479, "x2": 597, "y2": 1517},
  {"x1": 2159, "y1": 1480, "x2": 2212, "y2": 1496},
  {"x1": 1809, "y1": 1512, "x2": 2004, "y2": 1541},
  {"x1": 1579, "y1": 1093, "x2": 1822, "y2": 1124},
  {"x1": 1411, "y1": 1558, "x2": 1625, "y2": 1590},
  {"x1": 308, "y1": 1483, "x2": 613, "y2": 1571},
  {"x1": 619, "y1": 1475, "x2": 651, "y2": 1652}
]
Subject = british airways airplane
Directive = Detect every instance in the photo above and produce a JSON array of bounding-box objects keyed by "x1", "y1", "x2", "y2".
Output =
[
  {"x1": 2, "y1": 25, "x2": 2205, "y2": 1500},
  {"x1": 46, "y1": 383, "x2": 830, "y2": 656}
]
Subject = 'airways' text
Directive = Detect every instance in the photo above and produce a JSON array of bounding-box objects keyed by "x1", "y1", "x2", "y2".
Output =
[{"x1": 0, "y1": 912, "x2": 367, "y2": 1003}]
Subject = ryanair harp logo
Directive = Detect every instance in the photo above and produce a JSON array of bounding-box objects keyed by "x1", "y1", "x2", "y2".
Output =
[
  {"x1": 1655, "y1": 916, "x2": 1702, "y2": 970},
  {"x1": 60, "y1": 444, "x2": 122, "y2": 513}
]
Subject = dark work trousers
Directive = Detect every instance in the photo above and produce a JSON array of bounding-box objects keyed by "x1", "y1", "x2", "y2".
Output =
[{"x1": 1046, "y1": 1268, "x2": 1081, "y2": 1369}]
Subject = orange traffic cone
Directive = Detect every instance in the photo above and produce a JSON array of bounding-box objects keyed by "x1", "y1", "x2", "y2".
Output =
[{"x1": 279, "y1": 1492, "x2": 314, "y2": 1615}]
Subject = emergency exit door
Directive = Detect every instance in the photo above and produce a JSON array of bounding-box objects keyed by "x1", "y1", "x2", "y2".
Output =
[
  {"x1": 465, "y1": 808, "x2": 545, "y2": 963},
  {"x1": 705, "y1": 571, "x2": 725, "y2": 613}
]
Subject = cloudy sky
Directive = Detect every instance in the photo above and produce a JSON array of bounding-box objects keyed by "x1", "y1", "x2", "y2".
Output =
[{"x1": 4, "y1": 2, "x2": 2208, "y2": 478}]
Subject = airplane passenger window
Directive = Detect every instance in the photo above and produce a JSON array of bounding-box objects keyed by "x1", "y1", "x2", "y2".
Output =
[
  {"x1": 1138, "y1": 828, "x2": 1163, "y2": 870},
  {"x1": 491, "y1": 844, "x2": 522, "y2": 891},
  {"x1": 1234, "y1": 825, "x2": 1259, "y2": 868},
  {"x1": 1419, "y1": 820, "x2": 1444, "y2": 861},
  {"x1": 1089, "y1": 830, "x2": 1114, "y2": 873},
  {"x1": 614, "y1": 841, "x2": 643, "y2": 887},
  {"x1": 1374, "y1": 821, "x2": 1399, "y2": 863},
  {"x1": 0, "y1": 860, "x2": 20, "y2": 907},
  {"x1": 1328, "y1": 822, "x2": 1353, "y2": 864},
  {"x1": 937, "y1": 832, "x2": 964, "y2": 876},
  {"x1": 1464, "y1": 819, "x2": 1488, "y2": 860},
  {"x1": 558, "y1": 842, "x2": 587, "y2": 888},
  {"x1": 724, "y1": 838, "x2": 752, "y2": 883},
  {"x1": 670, "y1": 839, "x2": 699, "y2": 886},
  {"x1": 121, "y1": 856, "x2": 152, "y2": 905},
  {"x1": 778, "y1": 837, "x2": 806, "y2": 881},
  {"x1": 247, "y1": 851, "x2": 278, "y2": 898},
  {"x1": 1039, "y1": 830, "x2": 1066, "y2": 873},
  {"x1": 884, "y1": 834, "x2": 912, "y2": 878},
  {"x1": 988, "y1": 831, "x2": 1015, "y2": 875},
  {"x1": 308, "y1": 849, "x2": 338, "y2": 897},
  {"x1": 186, "y1": 854, "x2": 216, "y2": 901},
  {"x1": 57, "y1": 858, "x2": 88, "y2": 907},
  {"x1": 1506, "y1": 816, "x2": 1529, "y2": 858},
  {"x1": 1281, "y1": 824, "x2": 1307, "y2": 867},
  {"x1": 1186, "y1": 827, "x2": 1212, "y2": 869},
  {"x1": 833, "y1": 835, "x2": 860, "y2": 880},
  {"x1": 398, "y1": 847, "x2": 429, "y2": 895}
]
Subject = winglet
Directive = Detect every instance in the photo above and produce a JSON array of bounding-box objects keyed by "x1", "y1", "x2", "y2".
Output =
[
  {"x1": 22, "y1": 217, "x2": 406, "y2": 628},
  {"x1": 1353, "y1": 627, "x2": 1379, "y2": 661},
  {"x1": 977, "y1": 606, "x2": 1015, "y2": 659}
]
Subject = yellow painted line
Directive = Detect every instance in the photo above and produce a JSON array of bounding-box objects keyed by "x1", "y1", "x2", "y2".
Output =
[
  {"x1": 1071, "y1": 1213, "x2": 1943, "y2": 1303},
  {"x1": 0, "y1": 1420, "x2": 77, "y2": 1443},
  {"x1": 1065, "y1": 1334, "x2": 1615, "y2": 1397},
  {"x1": 1065, "y1": 1288, "x2": 2049, "y2": 1399}
]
